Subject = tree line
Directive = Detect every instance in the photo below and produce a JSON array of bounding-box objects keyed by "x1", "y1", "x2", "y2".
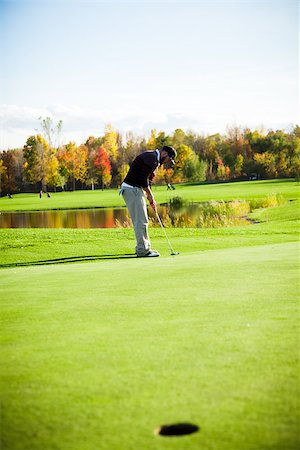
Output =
[{"x1": 0, "y1": 119, "x2": 299, "y2": 195}]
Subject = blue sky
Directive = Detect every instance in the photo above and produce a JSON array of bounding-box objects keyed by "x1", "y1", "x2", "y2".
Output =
[{"x1": 0, "y1": 0, "x2": 298, "y2": 149}]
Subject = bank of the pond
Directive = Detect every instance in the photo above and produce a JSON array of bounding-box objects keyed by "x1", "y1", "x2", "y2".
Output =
[
  {"x1": 0, "y1": 199, "x2": 299, "y2": 268},
  {"x1": 0, "y1": 200, "x2": 253, "y2": 229},
  {"x1": 0, "y1": 179, "x2": 298, "y2": 212},
  {"x1": 0, "y1": 191, "x2": 291, "y2": 230}
]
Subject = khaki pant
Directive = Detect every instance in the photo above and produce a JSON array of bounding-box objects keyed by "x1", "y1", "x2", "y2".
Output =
[{"x1": 121, "y1": 186, "x2": 151, "y2": 255}]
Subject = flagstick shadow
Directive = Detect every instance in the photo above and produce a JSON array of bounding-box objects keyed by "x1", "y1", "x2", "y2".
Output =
[{"x1": 1, "y1": 254, "x2": 136, "y2": 268}]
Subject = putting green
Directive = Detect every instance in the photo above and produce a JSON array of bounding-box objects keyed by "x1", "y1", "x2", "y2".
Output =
[{"x1": 1, "y1": 241, "x2": 299, "y2": 450}]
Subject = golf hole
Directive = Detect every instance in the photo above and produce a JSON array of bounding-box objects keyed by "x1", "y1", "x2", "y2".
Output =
[{"x1": 154, "y1": 422, "x2": 199, "y2": 437}]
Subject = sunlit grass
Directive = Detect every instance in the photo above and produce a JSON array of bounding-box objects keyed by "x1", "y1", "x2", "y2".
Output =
[{"x1": 1, "y1": 179, "x2": 299, "y2": 450}]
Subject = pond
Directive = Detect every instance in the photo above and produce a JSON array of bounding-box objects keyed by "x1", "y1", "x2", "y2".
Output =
[
  {"x1": 0, "y1": 207, "x2": 130, "y2": 229},
  {"x1": 0, "y1": 201, "x2": 250, "y2": 229},
  {"x1": 0, "y1": 206, "x2": 176, "y2": 229}
]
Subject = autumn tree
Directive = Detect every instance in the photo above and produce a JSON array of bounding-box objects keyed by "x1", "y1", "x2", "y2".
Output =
[
  {"x1": 123, "y1": 131, "x2": 143, "y2": 164},
  {"x1": 0, "y1": 159, "x2": 7, "y2": 195},
  {"x1": 86, "y1": 150, "x2": 98, "y2": 190},
  {"x1": 85, "y1": 136, "x2": 104, "y2": 152},
  {"x1": 290, "y1": 128, "x2": 300, "y2": 178},
  {"x1": 172, "y1": 144, "x2": 194, "y2": 182},
  {"x1": 0, "y1": 150, "x2": 24, "y2": 193},
  {"x1": 234, "y1": 154, "x2": 244, "y2": 177},
  {"x1": 57, "y1": 142, "x2": 87, "y2": 190},
  {"x1": 226, "y1": 125, "x2": 245, "y2": 157},
  {"x1": 147, "y1": 129, "x2": 157, "y2": 150},
  {"x1": 116, "y1": 163, "x2": 130, "y2": 187},
  {"x1": 103, "y1": 124, "x2": 118, "y2": 164},
  {"x1": 216, "y1": 159, "x2": 231, "y2": 180},
  {"x1": 85, "y1": 136, "x2": 105, "y2": 189},
  {"x1": 113, "y1": 132, "x2": 141, "y2": 186},
  {"x1": 202, "y1": 136, "x2": 220, "y2": 179},
  {"x1": 23, "y1": 135, "x2": 59, "y2": 190},
  {"x1": 3, "y1": 122, "x2": 300, "y2": 193},
  {"x1": 94, "y1": 146, "x2": 112, "y2": 188}
]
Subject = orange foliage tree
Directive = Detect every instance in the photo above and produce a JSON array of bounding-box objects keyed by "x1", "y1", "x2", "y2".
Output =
[
  {"x1": 94, "y1": 146, "x2": 112, "y2": 188},
  {"x1": 57, "y1": 142, "x2": 88, "y2": 190}
]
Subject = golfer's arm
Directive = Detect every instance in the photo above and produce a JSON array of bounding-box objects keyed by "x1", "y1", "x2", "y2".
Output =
[{"x1": 143, "y1": 186, "x2": 155, "y2": 205}]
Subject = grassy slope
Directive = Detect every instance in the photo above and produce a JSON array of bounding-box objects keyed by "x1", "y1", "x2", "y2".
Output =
[{"x1": 1, "y1": 180, "x2": 299, "y2": 450}]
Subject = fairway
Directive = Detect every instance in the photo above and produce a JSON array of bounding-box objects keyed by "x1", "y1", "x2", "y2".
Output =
[{"x1": 1, "y1": 179, "x2": 299, "y2": 450}]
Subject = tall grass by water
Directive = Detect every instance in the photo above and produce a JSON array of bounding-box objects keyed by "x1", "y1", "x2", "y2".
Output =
[{"x1": 116, "y1": 194, "x2": 287, "y2": 229}]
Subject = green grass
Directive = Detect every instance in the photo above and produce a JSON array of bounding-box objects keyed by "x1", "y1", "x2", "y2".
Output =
[
  {"x1": 0, "y1": 197, "x2": 299, "y2": 267},
  {"x1": 0, "y1": 179, "x2": 299, "y2": 212},
  {"x1": 1, "y1": 180, "x2": 299, "y2": 450}
]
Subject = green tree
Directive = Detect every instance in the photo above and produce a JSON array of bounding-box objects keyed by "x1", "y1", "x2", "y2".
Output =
[
  {"x1": 183, "y1": 153, "x2": 207, "y2": 182},
  {"x1": 234, "y1": 154, "x2": 244, "y2": 177},
  {"x1": 172, "y1": 129, "x2": 186, "y2": 148},
  {"x1": 254, "y1": 152, "x2": 277, "y2": 178},
  {"x1": 116, "y1": 163, "x2": 130, "y2": 187},
  {"x1": 155, "y1": 131, "x2": 172, "y2": 148},
  {"x1": 23, "y1": 135, "x2": 54, "y2": 190},
  {"x1": 173, "y1": 144, "x2": 194, "y2": 182}
]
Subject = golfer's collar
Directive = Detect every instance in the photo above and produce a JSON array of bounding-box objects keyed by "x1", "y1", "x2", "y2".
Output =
[{"x1": 156, "y1": 149, "x2": 160, "y2": 164}]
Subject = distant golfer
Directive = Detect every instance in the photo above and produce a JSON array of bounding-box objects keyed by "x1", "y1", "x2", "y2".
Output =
[{"x1": 120, "y1": 146, "x2": 177, "y2": 257}]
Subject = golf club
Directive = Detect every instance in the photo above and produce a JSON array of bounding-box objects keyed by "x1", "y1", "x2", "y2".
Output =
[{"x1": 155, "y1": 210, "x2": 179, "y2": 256}]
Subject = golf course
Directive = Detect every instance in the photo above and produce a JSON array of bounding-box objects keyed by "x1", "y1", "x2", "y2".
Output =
[{"x1": 1, "y1": 179, "x2": 299, "y2": 450}]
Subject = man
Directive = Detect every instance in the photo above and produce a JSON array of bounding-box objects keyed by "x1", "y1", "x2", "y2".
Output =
[{"x1": 120, "y1": 145, "x2": 177, "y2": 257}]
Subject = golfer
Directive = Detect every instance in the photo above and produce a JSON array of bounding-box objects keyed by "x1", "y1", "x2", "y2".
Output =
[{"x1": 120, "y1": 146, "x2": 177, "y2": 257}]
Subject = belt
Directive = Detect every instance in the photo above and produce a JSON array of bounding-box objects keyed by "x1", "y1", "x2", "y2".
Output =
[{"x1": 121, "y1": 182, "x2": 134, "y2": 189}]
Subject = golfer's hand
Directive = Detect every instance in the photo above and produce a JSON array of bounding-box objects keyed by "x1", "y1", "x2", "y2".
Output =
[{"x1": 150, "y1": 199, "x2": 157, "y2": 212}]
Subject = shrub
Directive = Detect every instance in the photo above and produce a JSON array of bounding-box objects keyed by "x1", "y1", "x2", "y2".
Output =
[
  {"x1": 249, "y1": 194, "x2": 286, "y2": 210},
  {"x1": 169, "y1": 196, "x2": 187, "y2": 209}
]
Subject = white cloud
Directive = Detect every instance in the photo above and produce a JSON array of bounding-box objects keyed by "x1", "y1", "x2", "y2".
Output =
[
  {"x1": 0, "y1": 103, "x2": 202, "y2": 148},
  {"x1": 0, "y1": 101, "x2": 297, "y2": 150}
]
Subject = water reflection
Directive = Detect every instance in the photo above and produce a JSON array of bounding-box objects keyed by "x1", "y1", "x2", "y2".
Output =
[
  {"x1": 0, "y1": 201, "x2": 250, "y2": 229},
  {"x1": 0, "y1": 208, "x2": 130, "y2": 229}
]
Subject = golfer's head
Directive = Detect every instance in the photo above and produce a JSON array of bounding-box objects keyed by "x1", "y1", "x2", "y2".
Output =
[{"x1": 161, "y1": 146, "x2": 177, "y2": 165}]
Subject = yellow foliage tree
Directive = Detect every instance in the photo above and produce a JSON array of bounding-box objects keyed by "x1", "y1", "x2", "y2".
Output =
[
  {"x1": 254, "y1": 152, "x2": 277, "y2": 177},
  {"x1": 58, "y1": 142, "x2": 88, "y2": 190},
  {"x1": 23, "y1": 134, "x2": 56, "y2": 190},
  {"x1": 172, "y1": 144, "x2": 194, "y2": 182},
  {"x1": 0, "y1": 159, "x2": 7, "y2": 195},
  {"x1": 147, "y1": 129, "x2": 157, "y2": 150},
  {"x1": 103, "y1": 124, "x2": 118, "y2": 163}
]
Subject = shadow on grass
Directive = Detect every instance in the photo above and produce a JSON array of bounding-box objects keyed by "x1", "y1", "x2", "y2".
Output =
[{"x1": 0, "y1": 253, "x2": 136, "y2": 268}]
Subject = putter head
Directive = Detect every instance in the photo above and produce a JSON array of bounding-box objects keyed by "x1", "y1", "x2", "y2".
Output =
[{"x1": 171, "y1": 251, "x2": 179, "y2": 256}]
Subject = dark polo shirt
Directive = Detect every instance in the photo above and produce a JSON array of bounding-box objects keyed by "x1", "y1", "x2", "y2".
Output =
[{"x1": 123, "y1": 151, "x2": 159, "y2": 188}]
